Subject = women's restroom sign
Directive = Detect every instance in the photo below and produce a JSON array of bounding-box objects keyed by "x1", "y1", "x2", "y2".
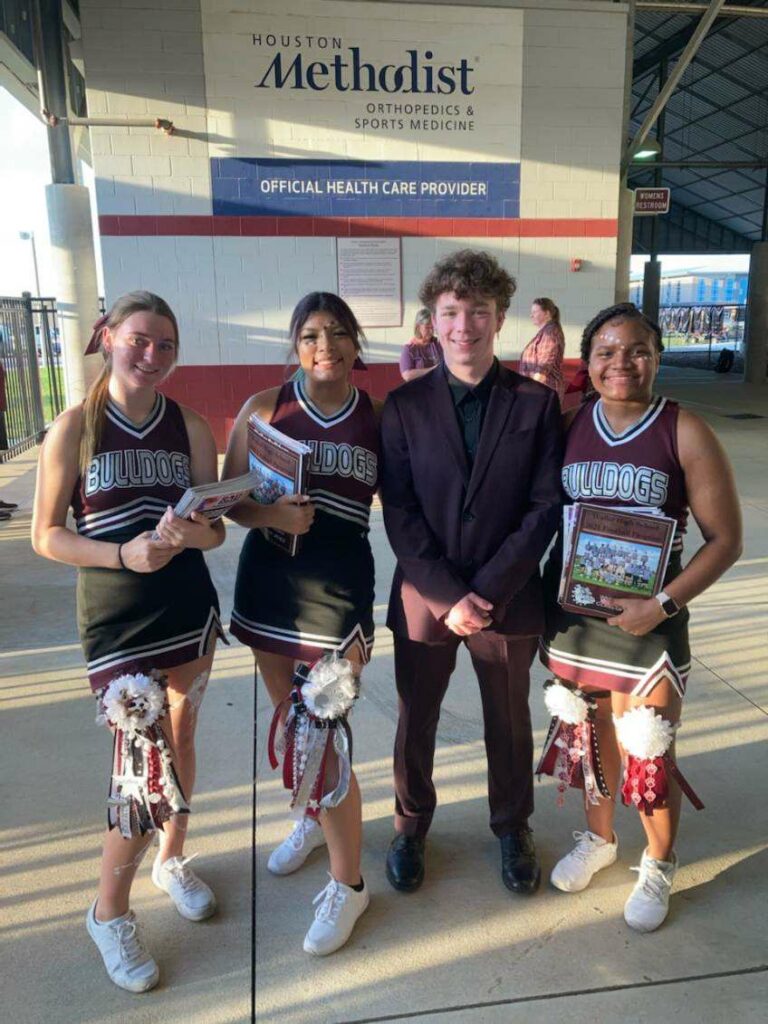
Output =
[{"x1": 634, "y1": 188, "x2": 671, "y2": 215}]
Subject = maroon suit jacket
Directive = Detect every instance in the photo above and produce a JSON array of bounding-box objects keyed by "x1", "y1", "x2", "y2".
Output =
[{"x1": 380, "y1": 362, "x2": 563, "y2": 642}]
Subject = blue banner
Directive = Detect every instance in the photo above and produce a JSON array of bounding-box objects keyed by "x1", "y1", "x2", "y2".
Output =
[{"x1": 211, "y1": 159, "x2": 519, "y2": 219}]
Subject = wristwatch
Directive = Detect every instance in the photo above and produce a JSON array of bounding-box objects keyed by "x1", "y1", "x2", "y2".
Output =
[{"x1": 655, "y1": 590, "x2": 681, "y2": 618}]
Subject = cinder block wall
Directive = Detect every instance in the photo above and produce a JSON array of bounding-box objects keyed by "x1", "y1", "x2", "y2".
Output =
[{"x1": 80, "y1": 0, "x2": 627, "y2": 446}]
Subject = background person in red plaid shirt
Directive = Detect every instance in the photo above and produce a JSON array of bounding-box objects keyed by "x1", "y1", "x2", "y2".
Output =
[{"x1": 519, "y1": 297, "x2": 566, "y2": 403}]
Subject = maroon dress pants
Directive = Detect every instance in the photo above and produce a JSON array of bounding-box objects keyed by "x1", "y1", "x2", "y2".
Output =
[{"x1": 393, "y1": 630, "x2": 538, "y2": 839}]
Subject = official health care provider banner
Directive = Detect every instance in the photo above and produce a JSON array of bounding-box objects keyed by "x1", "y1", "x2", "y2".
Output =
[{"x1": 211, "y1": 160, "x2": 520, "y2": 219}]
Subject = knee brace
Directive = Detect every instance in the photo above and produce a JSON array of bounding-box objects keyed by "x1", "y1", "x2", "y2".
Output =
[
  {"x1": 537, "y1": 680, "x2": 611, "y2": 807},
  {"x1": 97, "y1": 672, "x2": 189, "y2": 838},
  {"x1": 268, "y1": 654, "x2": 358, "y2": 818},
  {"x1": 614, "y1": 705, "x2": 703, "y2": 814}
]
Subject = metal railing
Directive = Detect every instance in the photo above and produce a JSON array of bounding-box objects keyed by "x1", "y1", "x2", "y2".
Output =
[
  {"x1": 659, "y1": 303, "x2": 745, "y2": 365},
  {"x1": 0, "y1": 294, "x2": 65, "y2": 461}
]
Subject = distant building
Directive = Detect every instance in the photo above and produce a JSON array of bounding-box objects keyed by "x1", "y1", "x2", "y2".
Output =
[{"x1": 630, "y1": 271, "x2": 748, "y2": 308}]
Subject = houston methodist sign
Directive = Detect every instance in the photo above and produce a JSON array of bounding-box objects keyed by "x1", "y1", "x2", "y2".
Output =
[{"x1": 254, "y1": 42, "x2": 475, "y2": 95}]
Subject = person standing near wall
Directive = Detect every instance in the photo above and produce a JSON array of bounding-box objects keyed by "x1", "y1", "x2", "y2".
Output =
[
  {"x1": 380, "y1": 249, "x2": 562, "y2": 896},
  {"x1": 223, "y1": 292, "x2": 381, "y2": 956},
  {"x1": 32, "y1": 292, "x2": 225, "y2": 993},
  {"x1": 519, "y1": 297, "x2": 566, "y2": 402},
  {"x1": 399, "y1": 308, "x2": 442, "y2": 382}
]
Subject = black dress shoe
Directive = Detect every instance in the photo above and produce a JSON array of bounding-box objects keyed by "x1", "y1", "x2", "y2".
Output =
[
  {"x1": 0, "y1": 500, "x2": 18, "y2": 510},
  {"x1": 386, "y1": 834, "x2": 425, "y2": 892},
  {"x1": 500, "y1": 827, "x2": 541, "y2": 895}
]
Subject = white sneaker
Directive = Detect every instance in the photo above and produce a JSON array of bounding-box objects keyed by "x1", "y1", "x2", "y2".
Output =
[
  {"x1": 303, "y1": 875, "x2": 370, "y2": 956},
  {"x1": 267, "y1": 817, "x2": 326, "y2": 876},
  {"x1": 624, "y1": 849, "x2": 678, "y2": 932},
  {"x1": 550, "y1": 830, "x2": 618, "y2": 893},
  {"x1": 86, "y1": 901, "x2": 160, "y2": 993},
  {"x1": 151, "y1": 853, "x2": 217, "y2": 921}
]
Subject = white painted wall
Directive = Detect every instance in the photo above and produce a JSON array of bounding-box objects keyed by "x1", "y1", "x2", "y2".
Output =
[{"x1": 80, "y1": 0, "x2": 627, "y2": 367}]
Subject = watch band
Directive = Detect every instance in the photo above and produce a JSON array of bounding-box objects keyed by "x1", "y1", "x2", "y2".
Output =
[{"x1": 656, "y1": 590, "x2": 681, "y2": 618}]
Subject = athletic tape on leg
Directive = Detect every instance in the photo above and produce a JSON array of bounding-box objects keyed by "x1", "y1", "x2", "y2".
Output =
[{"x1": 168, "y1": 670, "x2": 210, "y2": 715}]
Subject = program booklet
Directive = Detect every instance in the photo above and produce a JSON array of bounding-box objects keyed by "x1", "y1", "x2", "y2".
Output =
[
  {"x1": 559, "y1": 502, "x2": 677, "y2": 618},
  {"x1": 247, "y1": 414, "x2": 311, "y2": 556},
  {"x1": 172, "y1": 471, "x2": 263, "y2": 524}
]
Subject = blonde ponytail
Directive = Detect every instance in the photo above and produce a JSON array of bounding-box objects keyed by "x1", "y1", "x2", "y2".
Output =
[{"x1": 79, "y1": 355, "x2": 112, "y2": 476}]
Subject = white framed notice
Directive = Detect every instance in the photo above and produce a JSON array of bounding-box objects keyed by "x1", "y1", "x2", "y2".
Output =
[{"x1": 336, "y1": 238, "x2": 403, "y2": 328}]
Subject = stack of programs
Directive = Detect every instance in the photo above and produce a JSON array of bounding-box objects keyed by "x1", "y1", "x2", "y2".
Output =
[{"x1": 247, "y1": 414, "x2": 311, "y2": 556}]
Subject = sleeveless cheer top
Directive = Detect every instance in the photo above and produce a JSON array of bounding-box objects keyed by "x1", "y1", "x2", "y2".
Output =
[
  {"x1": 271, "y1": 377, "x2": 379, "y2": 536},
  {"x1": 71, "y1": 393, "x2": 191, "y2": 543},
  {"x1": 561, "y1": 395, "x2": 689, "y2": 552}
]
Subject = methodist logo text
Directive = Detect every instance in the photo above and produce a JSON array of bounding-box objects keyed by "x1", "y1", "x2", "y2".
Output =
[{"x1": 255, "y1": 45, "x2": 475, "y2": 95}]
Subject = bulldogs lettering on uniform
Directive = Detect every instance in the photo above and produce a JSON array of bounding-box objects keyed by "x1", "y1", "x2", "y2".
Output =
[
  {"x1": 85, "y1": 449, "x2": 191, "y2": 496},
  {"x1": 562, "y1": 461, "x2": 669, "y2": 506},
  {"x1": 307, "y1": 440, "x2": 377, "y2": 487}
]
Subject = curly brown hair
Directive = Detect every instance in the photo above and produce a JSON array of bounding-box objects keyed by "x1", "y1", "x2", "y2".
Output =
[{"x1": 419, "y1": 249, "x2": 517, "y2": 312}]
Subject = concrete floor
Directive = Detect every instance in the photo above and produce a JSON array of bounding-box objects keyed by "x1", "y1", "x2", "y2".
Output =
[{"x1": 1, "y1": 371, "x2": 766, "y2": 1024}]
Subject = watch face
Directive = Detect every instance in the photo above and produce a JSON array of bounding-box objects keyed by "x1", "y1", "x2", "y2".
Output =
[{"x1": 662, "y1": 596, "x2": 679, "y2": 616}]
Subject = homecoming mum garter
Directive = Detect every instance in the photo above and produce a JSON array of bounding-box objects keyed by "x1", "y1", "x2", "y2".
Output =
[
  {"x1": 268, "y1": 654, "x2": 358, "y2": 819},
  {"x1": 96, "y1": 672, "x2": 189, "y2": 838},
  {"x1": 536, "y1": 679, "x2": 611, "y2": 807}
]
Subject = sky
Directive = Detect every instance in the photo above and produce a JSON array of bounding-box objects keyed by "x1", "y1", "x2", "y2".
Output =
[
  {"x1": 0, "y1": 85, "x2": 754, "y2": 299},
  {"x1": 630, "y1": 253, "x2": 751, "y2": 279},
  {"x1": 0, "y1": 87, "x2": 53, "y2": 295}
]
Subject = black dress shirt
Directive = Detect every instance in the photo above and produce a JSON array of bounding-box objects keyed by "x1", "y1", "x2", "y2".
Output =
[{"x1": 445, "y1": 358, "x2": 499, "y2": 464}]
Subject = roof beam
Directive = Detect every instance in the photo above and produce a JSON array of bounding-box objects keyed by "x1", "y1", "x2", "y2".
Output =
[
  {"x1": 638, "y1": 2, "x2": 768, "y2": 16},
  {"x1": 624, "y1": 0, "x2": 727, "y2": 173}
]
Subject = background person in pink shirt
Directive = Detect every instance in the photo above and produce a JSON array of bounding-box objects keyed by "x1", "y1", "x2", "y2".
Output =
[
  {"x1": 399, "y1": 308, "x2": 443, "y2": 382},
  {"x1": 519, "y1": 297, "x2": 566, "y2": 402}
]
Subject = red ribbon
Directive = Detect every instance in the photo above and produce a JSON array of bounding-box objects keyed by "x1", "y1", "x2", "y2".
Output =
[
  {"x1": 621, "y1": 752, "x2": 704, "y2": 814},
  {"x1": 85, "y1": 314, "x2": 109, "y2": 356}
]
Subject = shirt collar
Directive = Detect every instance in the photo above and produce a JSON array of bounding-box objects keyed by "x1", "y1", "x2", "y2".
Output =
[{"x1": 444, "y1": 357, "x2": 499, "y2": 406}]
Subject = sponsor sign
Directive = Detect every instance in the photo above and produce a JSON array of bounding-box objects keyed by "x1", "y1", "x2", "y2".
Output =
[
  {"x1": 211, "y1": 159, "x2": 520, "y2": 219},
  {"x1": 634, "y1": 187, "x2": 671, "y2": 215}
]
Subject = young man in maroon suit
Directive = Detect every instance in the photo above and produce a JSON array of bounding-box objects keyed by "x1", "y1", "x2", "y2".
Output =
[{"x1": 380, "y1": 249, "x2": 563, "y2": 895}]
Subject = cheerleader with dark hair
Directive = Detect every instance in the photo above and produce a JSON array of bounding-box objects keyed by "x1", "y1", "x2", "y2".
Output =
[
  {"x1": 539, "y1": 302, "x2": 741, "y2": 931},
  {"x1": 224, "y1": 292, "x2": 381, "y2": 956}
]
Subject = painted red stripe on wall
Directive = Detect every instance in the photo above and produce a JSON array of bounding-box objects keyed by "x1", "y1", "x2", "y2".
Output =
[
  {"x1": 99, "y1": 215, "x2": 618, "y2": 238},
  {"x1": 159, "y1": 360, "x2": 586, "y2": 451}
]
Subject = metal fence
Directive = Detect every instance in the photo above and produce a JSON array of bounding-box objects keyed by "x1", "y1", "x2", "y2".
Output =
[{"x1": 0, "y1": 294, "x2": 65, "y2": 461}]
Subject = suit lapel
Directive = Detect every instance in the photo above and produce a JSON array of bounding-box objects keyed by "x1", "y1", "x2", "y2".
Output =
[
  {"x1": 428, "y1": 368, "x2": 470, "y2": 484},
  {"x1": 465, "y1": 370, "x2": 516, "y2": 506}
]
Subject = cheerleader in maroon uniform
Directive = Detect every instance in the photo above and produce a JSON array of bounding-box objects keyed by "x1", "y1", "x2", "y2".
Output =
[
  {"x1": 224, "y1": 293, "x2": 381, "y2": 956},
  {"x1": 539, "y1": 303, "x2": 741, "y2": 932},
  {"x1": 33, "y1": 292, "x2": 224, "y2": 992}
]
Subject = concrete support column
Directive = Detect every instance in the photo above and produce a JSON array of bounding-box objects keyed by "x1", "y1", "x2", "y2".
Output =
[
  {"x1": 615, "y1": 185, "x2": 636, "y2": 303},
  {"x1": 46, "y1": 184, "x2": 101, "y2": 404},
  {"x1": 642, "y1": 258, "x2": 661, "y2": 323},
  {"x1": 744, "y1": 241, "x2": 768, "y2": 384}
]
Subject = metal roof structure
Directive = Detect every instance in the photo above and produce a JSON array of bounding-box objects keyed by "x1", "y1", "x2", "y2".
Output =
[{"x1": 629, "y1": 0, "x2": 768, "y2": 253}]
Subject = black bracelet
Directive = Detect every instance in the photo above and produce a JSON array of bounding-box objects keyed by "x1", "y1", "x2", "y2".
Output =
[{"x1": 117, "y1": 543, "x2": 128, "y2": 570}]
